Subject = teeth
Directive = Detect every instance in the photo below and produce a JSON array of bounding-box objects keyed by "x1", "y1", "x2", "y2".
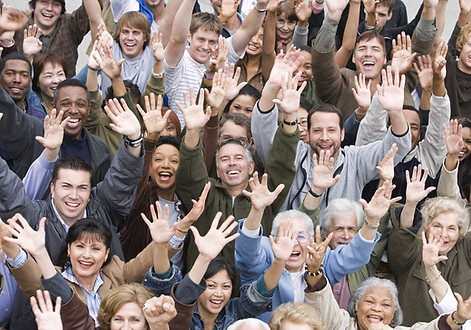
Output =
[
  {"x1": 210, "y1": 300, "x2": 222, "y2": 305},
  {"x1": 228, "y1": 170, "x2": 240, "y2": 175},
  {"x1": 159, "y1": 172, "x2": 171, "y2": 177},
  {"x1": 79, "y1": 261, "x2": 92, "y2": 266},
  {"x1": 65, "y1": 202, "x2": 79, "y2": 207},
  {"x1": 363, "y1": 61, "x2": 375, "y2": 66},
  {"x1": 69, "y1": 119, "x2": 80, "y2": 123},
  {"x1": 125, "y1": 43, "x2": 136, "y2": 47}
]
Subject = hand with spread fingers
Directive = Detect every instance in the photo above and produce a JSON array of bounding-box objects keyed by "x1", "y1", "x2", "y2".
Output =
[
  {"x1": 306, "y1": 225, "x2": 333, "y2": 275},
  {"x1": 311, "y1": 150, "x2": 341, "y2": 196},
  {"x1": 141, "y1": 202, "x2": 175, "y2": 246},
  {"x1": 243, "y1": 172, "x2": 285, "y2": 211},
  {"x1": 23, "y1": 25, "x2": 42, "y2": 57},
  {"x1": 376, "y1": 143, "x2": 398, "y2": 184},
  {"x1": 391, "y1": 32, "x2": 417, "y2": 75},
  {"x1": 269, "y1": 219, "x2": 297, "y2": 262},
  {"x1": 35, "y1": 109, "x2": 70, "y2": 162},
  {"x1": 137, "y1": 93, "x2": 170, "y2": 139},
  {"x1": 30, "y1": 290, "x2": 62, "y2": 330},
  {"x1": 104, "y1": 98, "x2": 141, "y2": 140},
  {"x1": 177, "y1": 87, "x2": 211, "y2": 131},
  {"x1": 413, "y1": 55, "x2": 433, "y2": 93},
  {"x1": 405, "y1": 165, "x2": 436, "y2": 205}
]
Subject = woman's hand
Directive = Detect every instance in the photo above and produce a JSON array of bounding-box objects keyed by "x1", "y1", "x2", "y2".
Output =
[
  {"x1": 405, "y1": 165, "x2": 436, "y2": 205},
  {"x1": 23, "y1": 25, "x2": 42, "y2": 57},
  {"x1": 269, "y1": 219, "x2": 297, "y2": 261},
  {"x1": 360, "y1": 180, "x2": 401, "y2": 223},
  {"x1": 104, "y1": 98, "x2": 141, "y2": 140},
  {"x1": 141, "y1": 202, "x2": 175, "y2": 246},
  {"x1": 35, "y1": 109, "x2": 70, "y2": 161},
  {"x1": 376, "y1": 144, "x2": 398, "y2": 184},
  {"x1": 242, "y1": 172, "x2": 285, "y2": 211},
  {"x1": 352, "y1": 73, "x2": 372, "y2": 114},
  {"x1": 144, "y1": 295, "x2": 177, "y2": 330},
  {"x1": 272, "y1": 70, "x2": 306, "y2": 114},
  {"x1": 30, "y1": 290, "x2": 62, "y2": 330},
  {"x1": 4, "y1": 214, "x2": 46, "y2": 257},
  {"x1": 176, "y1": 87, "x2": 211, "y2": 131},
  {"x1": 306, "y1": 226, "x2": 333, "y2": 273},
  {"x1": 310, "y1": 150, "x2": 341, "y2": 195},
  {"x1": 422, "y1": 231, "x2": 448, "y2": 268},
  {"x1": 178, "y1": 182, "x2": 211, "y2": 228},
  {"x1": 190, "y1": 212, "x2": 239, "y2": 261},
  {"x1": 137, "y1": 93, "x2": 170, "y2": 138}
]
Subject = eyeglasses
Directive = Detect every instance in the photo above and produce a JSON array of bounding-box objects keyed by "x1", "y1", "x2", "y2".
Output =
[
  {"x1": 297, "y1": 231, "x2": 309, "y2": 243},
  {"x1": 298, "y1": 119, "x2": 308, "y2": 128}
]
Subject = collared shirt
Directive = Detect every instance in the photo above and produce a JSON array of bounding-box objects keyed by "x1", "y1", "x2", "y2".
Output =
[
  {"x1": 39, "y1": 28, "x2": 56, "y2": 53},
  {"x1": 62, "y1": 267, "x2": 103, "y2": 326},
  {"x1": 287, "y1": 270, "x2": 306, "y2": 303},
  {"x1": 51, "y1": 200, "x2": 87, "y2": 233}
]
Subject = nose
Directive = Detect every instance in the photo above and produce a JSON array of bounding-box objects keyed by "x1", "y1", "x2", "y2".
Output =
[
  {"x1": 122, "y1": 320, "x2": 131, "y2": 330},
  {"x1": 319, "y1": 129, "x2": 329, "y2": 141},
  {"x1": 12, "y1": 73, "x2": 21, "y2": 83},
  {"x1": 162, "y1": 157, "x2": 170, "y2": 168},
  {"x1": 202, "y1": 40, "x2": 210, "y2": 50},
  {"x1": 340, "y1": 228, "x2": 350, "y2": 239},
  {"x1": 69, "y1": 187, "x2": 78, "y2": 199},
  {"x1": 45, "y1": 1, "x2": 54, "y2": 10}
]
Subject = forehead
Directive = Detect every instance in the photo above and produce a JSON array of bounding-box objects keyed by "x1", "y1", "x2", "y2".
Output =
[
  {"x1": 429, "y1": 212, "x2": 459, "y2": 227},
  {"x1": 41, "y1": 62, "x2": 64, "y2": 73},
  {"x1": 192, "y1": 28, "x2": 219, "y2": 40},
  {"x1": 207, "y1": 269, "x2": 231, "y2": 283},
  {"x1": 154, "y1": 143, "x2": 179, "y2": 156},
  {"x1": 218, "y1": 142, "x2": 247, "y2": 157},
  {"x1": 376, "y1": 4, "x2": 391, "y2": 14},
  {"x1": 298, "y1": 50, "x2": 312, "y2": 64},
  {"x1": 56, "y1": 168, "x2": 91, "y2": 184},
  {"x1": 74, "y1": 232, "x2": 105, "y2": 245},
  {"x1": 288, "y1": 217, "x2": 308, "y2": 232},
  {"x1": 462, "y1": 127, "x2": 471, "y2": 139},
  {"x1": 56, "y1": 85, "x2": 88, "y2": 103},
  {"x1": 403, "y1": 109, "x2": 420, "y2": 126},
  {"x1": 363, "y1": 286, "x2": 393, "y2": 300},
  {"x1": 221, "y1": 121, "x2": 248, "y2": 138},
  {"x1": 330, "y1": 211, "x2": 358, "y2": 228},
  {"x1": 232, "y1": 94, "x2": 256, "y2": 107},
  {"x1": 310, "y1": 112, "x2": 341, "y2": 128},
  {"x1": 3, "y1": 59, "x2": 30, "y2": 72},
  {"x1": 36, "y1": 0, "x2": 63, "y2": 6},
  {"x1": 115, "y1": 302, "x2": 143, "y2": 317},
  {"x1": 121, "y1": 25, "x2": 144, "y2": 33},
  {"x1": 355, "y1": 37, "x2": 385, "y2": 52}
]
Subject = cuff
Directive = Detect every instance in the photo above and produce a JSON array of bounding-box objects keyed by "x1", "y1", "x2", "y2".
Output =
[
  {"x1": 256, "y1": 274, "x2": 275, "y2": 297},
  {"x1": 305, "y1": 274, "x2": 328, "y2": 292},
  {"x1": 151, "y1": 264, "x2": 174, "y2": 280},
  {"x1": 6, "y1": 248, "x2": 27, "y2": 268},
  {"x1": 358, "y1": 230, "x2": 380, "y2": 243},
  {"x1": 241, "y1": 222, "x2": 262, "y2": 238}
]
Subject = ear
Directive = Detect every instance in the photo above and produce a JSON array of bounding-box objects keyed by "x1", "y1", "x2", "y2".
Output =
[
  {"x1": 104, "y1": 248, "x2": 110, "y2": 263},
  {"x1": 67, "y1": 243, "x2": 71, "y2": 257},
  {"x1": 248, "y1": 160, "x2": 255, "y2": 175},
  {"x1": 187, "y1": 33, "x2": 193, "y2": 45},
  {"x1": 248, "y1": 137, "x2": 254, "y2": 148},
  {"x1": 387, "y1": 12, "x2": 392, "y2": 21},
  {"x1": 340, "y1": 128, "x2": 345, "y2": 142},
  {"x1": 50, "y1": 182, "x2": 55, "y2": 198}
]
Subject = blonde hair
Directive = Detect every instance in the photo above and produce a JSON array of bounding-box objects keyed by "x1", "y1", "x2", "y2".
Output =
[
  {"x1": 269, "y1": 302, "x2": 325, "y2": 330},
  {"x1": 456, "y1": 23, "x2": 471, "y2": 56},
  {"x1": 419, "y1": 197, "x2": 470, "y2": 239},
  {"x1": 115, "y1": 11, "x2": 151, "y2": 50},
  {"x1": 97, "y1": 283, "x2": 152, "y2": 330},
  {"x1": 190, "y1": 12, "x2": 223, "y2": 35}
]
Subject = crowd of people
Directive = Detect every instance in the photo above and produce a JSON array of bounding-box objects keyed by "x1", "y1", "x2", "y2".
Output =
[{"x1": 0, "y1": 0, "x2": 470, "y2": 328}]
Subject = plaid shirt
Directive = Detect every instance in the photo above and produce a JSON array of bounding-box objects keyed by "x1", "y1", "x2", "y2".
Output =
[{"x1": 14, "y1": 5, "x2": 92, "y2": 77}]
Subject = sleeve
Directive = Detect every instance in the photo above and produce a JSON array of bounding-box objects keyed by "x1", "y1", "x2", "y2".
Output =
[
  {"x1": 437, "y1": 159, "x2": 462, "y2": 201},
  {"x1": 227, "y1": 36, "x2": 245, "y2": 63},
  {"x1": 323, "y1": 232, "x2": 381, "y2": 285},
  {"x1": 355, "y1": 93, "x2": 388, "y2": 146},
  {"x1": 22, "y1": 153, "x2": 56, "y2": 200},
  {"x1": 429, "y1": 285, "x2": 458, "y2": 315},
  {"x1": 93, "y1": 142, "x2": 144, "y2": 225},
  {"x1": 63, "y1": 4, "x2": 92, "y2": 46},
  {"x1": 168, "y1": 279, "x2": 203, "y2": 330},
  {"x1": 342, "y1": 111, "x2": 360, "y2": 147},
  {"x1": 142, "y1": 263, "x2": 183, "y2": 296},
  {"x1": 84, "y1": 89, "x2": 105, "y2": 131},
  {"x1": 174, "y1": 274, "x2": 206, "y2": 305},
  {"x1": 448, "y1": 24, "x2": 461, "y2": 57},
  {"x1": 142, "y1": 74, "x2": 165, "y2": 99},
  {"x1": 59, "y1": 293, "x2": 97, "y2": 330},
  {"x1": 6, "y1": 254, "x2": 44, "y2": 299},
  {"x1": 123, "y1": 243, "x2": 156, "y2": 284},
  {"x1": 251, "y1": 101, "x2": 278, "y2": 166},
  {"x1": 41, "y1": 271, "x2": 73, "y2": 304},
  {"x1": 202, "y1": 115, "x2": 219, "y2": 174},
  {"x1": 234, "y1": 221, "x2": 273, "y2": 286},
  {"x1": 416, "y1": 93, "x2": 451, "y2": 179},
  {"x1": 228, "y1": 278, "x2": 273, "y2": 320},
  {"x1": 292, "y1": 24, "x2": 308, "y2": 48}
]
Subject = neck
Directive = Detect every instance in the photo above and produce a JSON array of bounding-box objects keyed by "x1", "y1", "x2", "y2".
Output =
[
  {"x1": 41, "y1": 93, "x2": 54, "y2": 115},
  {"x1": 16, "y1": 98, "x2": 26, "y2": 111},
  {"x1": 458, "y1": 61, "x2": 471, "y2": 75},
  {"x1": 155, "y1": 186, "x2": 176, "y2": 201},
  {"x1": 223, "y1": 182, "x2": 248, "y2": 197},
  {"x1": 151, "y1": 2, "x2": 164, "y2": 24},
  {"x1": 247, "y1": 53, "x2": 261, "y2": 65},
  {"x1": 198, "y1": 303, "x2": 217, "y2": 329},
  {"x1": 74, "y1": 271, "x2": 99, "y2": 293},
  {"x1": 34, "y1": 20, "x2": 55, "y2": 35},
  {"x1": 223, "y1": 14, "x2": 241, "y2": 31}
]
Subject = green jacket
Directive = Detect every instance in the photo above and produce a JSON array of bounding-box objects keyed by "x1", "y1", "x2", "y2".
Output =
[{"x1": 176, "y1": 124, "x2": 299, "y2": 273}]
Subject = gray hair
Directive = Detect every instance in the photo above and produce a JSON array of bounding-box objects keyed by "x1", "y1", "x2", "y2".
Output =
[
  {"x1": 322, "y1": 198, "x2": 365, "y2": 234},
  {"x1": 215, "y1": 138, "x2": 253, "y2": 167},
  {"x1": 271, "y1": 210, "x2": 314, "y2": 237},
  {"x1": 347, "y1": 277, "x2": 403, "y2": 327},
  {"x1": 227, "y1": 318, "x2": 270, "y2": 330}
]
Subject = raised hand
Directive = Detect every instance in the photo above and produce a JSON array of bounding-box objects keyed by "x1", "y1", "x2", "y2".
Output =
[
  {"x1": 190, "y1": 212, "x2": 239, "y2": 261},
  {"x1": 141, "y1": 202, "x2": 176, "y2": 246},
  {"x1": 391, "y1": 32, "x2": 417, "y2": 75},
  {"x1": 104, "y1": 98, "x2": 141, "y2": 140},
  {"x1": 422, "y1": 231, "x2": 448, "y2": 268},
  {"x1": 96, "y1": 24, "x2": 113, "y2": 48},
  {"x1": 204, "y1": 68, "x2": 227, "y2": 111},
  {"x1": 268, "y1": 46, "x2": 302, "y2": 86},
  {"x1": 272, "y1": 71, "x2": 306, "y2": 114},
  {"x1": 459, "y1": 0, "x2": 471, "y2": 13},
  {"x1": 176, "y1": 87, "x2": 211, "y2": 130},
  {"x1": 143, "y1": 295, "x2": 177, "y2": 328},
  {"x1": 432, "y1": 39, "x2": 447, "y2": 81},
  {"x1": 207, "y1": 36, "x2": 228, "y2": 74},
  {"x1": 405, "y1": 165, "x2": 436, "y2": 204},
  {"x1": 150, "y1": 31, "x2": 164, "y2": 62},
  {"x1": 0, "y1": 6, "x2": 27, "y2": 33},
  {"x1": 137, "y1": 93, "x2": 170, "y2": 137},
  {"x1": 377, "y1": 66, "x2": 405, "y2": 113},
  {"x1": 23, "y1": 25, "x2": 42, "y2": 57},
  {"x1": 444, "y1": 120, "x2": 464, "y2": 157},
  {"x1": 413, "y1": 55, "x2": 433, "y2": 92},
  {"x1": 360, "y1": 180, "x2": 401, "y2": 222},
  {"x1": 94, "y1": 41, "x2": 124, "y2": 80},
  {"x1": 294, "y1": 0, "x2": 312, "y2": 24},
  {"x1": 223, "y1": 64, "x2": 247, "y2": 102},
  {"x1": 269, "y1": 219, "x2": 297, "y2": 261},
  {"x1": 325, "y1": 0, "x2": 350, "y2": 19},
  {"x1": 376, "y1": 143, "x2": 398, "y2": 183},
  {"x1": 267, "y1": 0, "x2": 284, "y2": 14},
  {"x1": 30, "y1": 290, "x2": 62, "y2": 330},
  {"x1": 88, "y1": 40, "x2": 100, "y2": 71},
  {"x1": 352, "y1": 73, "x2": 372, "y2": 113},
  {"x1": 454, "y1": 292, "x2": 471, "y2": 325},
  {"x1": 4, "y1": 214, "x2": 46, "y2": 257},
  {"x1": 35, "y1": 109, "x2": 69, "y2": 152},
  {"x1": 311, "y1": 150, "x2": 341, "y2": 194},
  {"x1": 306, "y1": 226, "x2": 333, "y2": 272},
  {"x1": 242, "y1": 172, "x2": 285, "y2": 211},
  {"x1": 177, "y1": 182, "x2": 211, "y2": 231}
]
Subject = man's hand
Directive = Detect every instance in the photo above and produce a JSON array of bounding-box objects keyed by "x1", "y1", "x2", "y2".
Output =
[
  {"x1": 137, "y1": 93, "x2": 170, "y2": 138},
  {"x1": 0, "y1": 6, "x2": 27, "y2": 34},
  {"x1": 391, "y1": 32, "x2": 417, "y2": 75},
  {"x1": 377, "y1": 66, "x2": 405, "y2": 113},
  {"x1": 268, "y1": 46, "x2": 302, "y2": 86},
  {"x1": 306, "y1": 226, "x2": 333, "y2": 273},
  {"x1": 444, "y1": 120, "x2": 464, "y2": 158},
  {"x1": 141, "y1": 202, "x2": 176, "y2": 246},
  {"x1": 30, "y1": 290, "x2": 62, "y2": 330},
  {"x1": 294, "y1": 0, "x2": 312, "y2": 27},
  {"x1": 269, "y1": 219, "x2": 297, "y2": 261},
  {"x1": 376, "y1": 143, "x2": 398, "y2": 183},
  {"x1": 432, "y1": 39, "x2": 447, "y2": 81},
  {"x1": 242, "y1": 172, "x2": 285, "y2": 211},
  {"x1": 459, "y1": 0, "x2": 471, "y2": 13},
  {"x1": 413, "y1": 55, "x2": 433, "y2": 92},
  {"x1": 359, "y1": 180, "x2": 401, "y2": 223},
  {"x1": 94, "y1": 40, "x2": 124, "y2": 81},
  {"x1": 352, "y1": 73, "x2": 372, "y2": 115},
  {"x1": 23, "y1": 25, "x2": 42, "y2": 57},
  {"x1": 96, "y1": 24, "x2": 113, "y2": 48},
  {"x1": 104, "y1": 98, "x2": 141, "y2": 140},
  {"x1": 176, "y1": 87, "x2": 211, "y2": 131},
  {"x1": 325, "y1": 0, "x2": 350, "y2": 20},
  {"x1": 272, "y1": 71, "x2": 306, "y2": 114},
  {"x1": 204, "y1": 68, "x2": 227, "y2": 114},
  {"x1": 405, "y1": 165, "x2": 436, "y2": 204},
  {"x1": 151, "y1": 31, "x2": 165, "y2": 62},
  {"x1": 207, "y1": 36, "x2": 228, "y2": 74},
  {"x1": 267, "y1": 0, "x2": 283, "y2": 14},
  {"x1": 310, "y1": 150, "x2": 341, "y2": 195},
  {"x1": 35, "y1": 109, "x2": 70, "y2": 161}
]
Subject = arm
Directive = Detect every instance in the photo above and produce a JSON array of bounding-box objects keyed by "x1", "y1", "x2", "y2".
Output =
[
  {"x1": 335, "y1": 0, "x2": 360, "y2": 68},
  {"x1": 292, "y1": 0, "x2": 312, "y2": 48},
  {"x1": 413, "y1": 55, "x2": 433, "y2": 111},
  {"x1": 157, "y1": 0, "x2": 184, "y2": 48},
  {"x1": 83, "y1": 0, "x2": 104, "y2": 44},
  {"x1": 438, "y1": 120, "x2": 463, "y2": 200},
  {"x1": 164, "y1": 0, "x2": 196, "y2": 68},
  {"x1": 22, "y1": 25, "x2": 42, "y2": 63},
  {"x1": 355, "y1": 93, "x2": 388, "y2": 146},
  {"x1": 260, "y1": 0, "x2": 282, "y2": 81}
]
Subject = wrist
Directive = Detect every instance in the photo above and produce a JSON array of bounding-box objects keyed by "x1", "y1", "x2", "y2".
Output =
[
  {"x1": 452, "y1": 311, "x2": 466, "y2": 326},
  {"x1": 364, "y1": 217, "x2": 380, "y2": 229},
  {"x1": 298, "y1": 20, "x2": 308, "y2": 28},
  {"x1": 309, "y1": 187, "x2": 325, "y2": 197}
]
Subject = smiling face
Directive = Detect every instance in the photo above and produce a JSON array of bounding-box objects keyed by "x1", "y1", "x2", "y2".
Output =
[
  {"x1": 0, "y1": 59, "x2": 31, "y2": 104},
  {"x1": 276, "y1": 13, "x2": 296, "y2": 41},
  {"x1": 51, "y1": 169, "x2": 91, "y2": 226},
  {"x1": 353, "y1": 37, "x2": 386, "y2": 80},
  {"x1": 355, "y1": 286, "x2": 395, "y2": 330},
  {"x1": 150, "y1": 144, "x2": 180, "y2": 191},
  {"x1": 219, "y1": 121, "x2": 251, "y2": 147},
  {"x1": 119, "y1": 25, "x2": 147, "y2": 59},
  {"x1": 216, "y1": 142, "x2": 254, "y2": 191},
  {"x1": 403, "y1": 109, "x2": 421, "y2": 151},
  {"x1": 309, "y1": 112, "x2": 344, "y2": 159},
  {"x1": 38, "y1": 62, "x2": 66, "y2": 100},
  {"x1": 197, "y1": 269, "x2": 232, "y2": 317},
  {"x1": 110, "y1": 302, "x2": 147, "y2": 330},
  {"x1": 458, "y1": 33, "x2": 471, "y2": 74},
  {"x1": 246, "y1": 27, "x2": 264, "y2": 56},
  {"x1": 188, "y1": 28, "x2": 219, "y2": 64},
  {"x1": 32, "y1": 0, "x2": 62, "y2": 33},
  {"x1": 54, "y1": 85, "x2": 90, "y2": 139},
  {"x1": 459, "y1": 127, "x2": 471, "y2": 161},
  {"x1": 228, "y1": 94, "x2": 256, "y2": 118},
  {"x1": 284, "y1": 217, "x2": 311, "y2": 272},
  {"x1": 295, "y1": 51, "x2": 313, "y2": 86},
  {"x1": 328, "y1": 211, "x2": 359, "y2": 250},
  {"x1": 67, "y1": 233, "x2": 110, "y2": 287},
  {"x1": 426, "y1": 212, "x2": 460, "y2": 255},
  {"x1": 297, "y1": 107, "x2": 309, "y2": 143}
]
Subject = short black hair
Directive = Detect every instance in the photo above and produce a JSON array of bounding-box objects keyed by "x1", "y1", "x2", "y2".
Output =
[
  {"x1": 53, "y1": 78, "x2": 90, "y2": 105},
  {"x1": 29, "y1": 0, "x2": 66, "y2": 16},
  {"x1": 103, "y1": 80, "x2": 141, "y2": 108},
  {"x1": 307, "y1": 103, "x2": 344, "y2": 131},
  {"x1": 51, "y1": 156, "x2": 93, "y2": 185},
  {"x1": 204, "y1": 256, "x2": 236, "y2": 286},
  {"x1": 402, "y1": 105, "x2": 421, "y2": 125},
  {"x1": 155, "y1": 135, "x2": 181, "y2": 150},
  {"x1": 0, "y1": 51, "x2": 32, "y2": 76}
]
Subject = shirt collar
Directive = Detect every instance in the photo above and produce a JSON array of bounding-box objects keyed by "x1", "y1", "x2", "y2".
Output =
[{"x1": 51, "y1": 199, "x2": 87, "y2": 232}]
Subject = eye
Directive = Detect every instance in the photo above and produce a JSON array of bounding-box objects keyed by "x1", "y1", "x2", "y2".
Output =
[
  {"x1": 207, "y1": 284, "x2": 215, "y2": 289},
  {"x1": 223, "y1": 284, "x2": 232, "y2": 290}
]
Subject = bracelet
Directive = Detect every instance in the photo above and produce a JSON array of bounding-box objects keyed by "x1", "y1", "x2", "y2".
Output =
[
  {"x1": 283, "y1": 118, "x2": 298, "y2": 126},
  {"x1": 305, "y1": 264, "x2": 323, "y2": 277},
  {"x1": 451, "y1": 312, "x2": 466, "y2": 326},
  {"x1": 152, "y1": 70, "x2": 164, "y2": 78},
  {"x1": 176, "y1": 228, "x2": 188, "y2": 234},
  {"x1": 204, "y1": 71, "x2": 214, "y2": 80},
  {"x1": 254, "y1": 6, "x2": 268, "y2": 12},
  {"x1": 87, "y1": 64, "x2": 98, "y2": 71},
  {"x1": 123, "y1": 133, "x2": 143, "y2": 148},
  {"x1": 309, "y1": 188, "x2": 323, "y2": 198},
  {"x1": 364, "y1": 218, "x2": 380, "y2": 229},
  {"x1": 425, "y1": 270, "x2": 441, "y2": 285}
]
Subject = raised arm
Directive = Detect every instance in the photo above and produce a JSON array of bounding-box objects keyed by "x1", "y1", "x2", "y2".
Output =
[
  {"x1": 335, "y1": 0, "x2": 360, "y2": 68},
  {"x1": 158, "y1": 0, "x2": 184, "y2": 48},
  {"x1": 413, "y1": 55, "x2": 433, "y2": 111},
  {"x1": 83, "y1": 0, "x2": 104, "y2": 44},
  {"x1": 164, "y1": 0, "x2": 197, "y2": 67},
  {"x1": 261, "y1": 0, "x2": 282, "y2": 81}
]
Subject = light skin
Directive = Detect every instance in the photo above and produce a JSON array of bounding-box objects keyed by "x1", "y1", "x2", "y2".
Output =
[
  {"x1": 119, "y1": 25, "x2": 147, "y2": 59},
  {"x1": 197, "y1": 269, "x2": 233, "y2": 324},
  {"x1": 458, "y1": 34, "x2": 471, "y2": 75},
  {"x1": 219, "y1": 120, "x2": 252, "y2": 147},
  {"x1": 327, "y1": 212, "x2": 359, "y2": 250},
  {"x1": 275, "y1": 13, "x2": 296, "y2": 42},
  {"x1": 31, "y1": 0, "x2": 62, "y2": 35},
  {"x1": 228, "y1": 94, "x2": 256, "y2": 118},
  {"x1": 309, "y1": 112, "x2": 345, "y2": 160},
  {"x1": 426, "y1": 212, "x2": 460, "y2": 256},
  {"x1": 297, "y1": 107, "x2": 309, "y2": 143},
  {"x1": 246, "y1": 27, "x2": 263, "y2": 57},
  {"x1": 110, "y1": 302, "x2": 147, "y2": 330},
  {"x1": 37, "y1": 62, "x2": 66, "y2": 113},
  {"x1": 280, "y1": 321, "x2": 313, "y2": 330}
]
